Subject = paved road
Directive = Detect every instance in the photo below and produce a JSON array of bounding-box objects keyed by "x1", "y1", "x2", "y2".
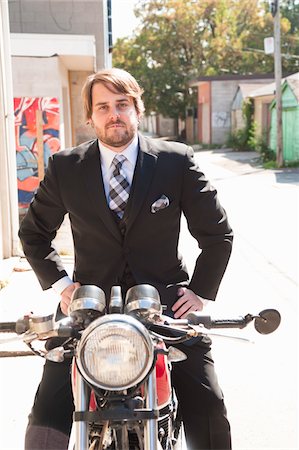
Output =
[
  {"x1": 180, "y1": 150, "x2": 298, "y2": 450},
  {"x1": 0, "y1": 149, "x2": 298, "y2": 449}
]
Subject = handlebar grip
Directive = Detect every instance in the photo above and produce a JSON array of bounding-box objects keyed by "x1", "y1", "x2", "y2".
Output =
[
  {"x1": 209, "y1": 318, "x2": 249, "y2": 329},
  {"x1": 187, "y1": 312, "x2": 253, "y2": 329},
  {"x1": 187, "y1": 313, "x2": 213, "y2": 328},
  {"x1": 0, "y1": 322, "x2": 17, "y2": 333}
]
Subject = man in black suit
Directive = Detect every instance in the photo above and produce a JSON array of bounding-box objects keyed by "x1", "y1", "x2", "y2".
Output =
[{"x1": 19, "y1": 68, "x2": 233, "y2": 450}]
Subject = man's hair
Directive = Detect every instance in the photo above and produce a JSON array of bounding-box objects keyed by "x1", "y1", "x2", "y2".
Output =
[{"x1": 81, "y1": 68, "x2": 145, "y2": 122}]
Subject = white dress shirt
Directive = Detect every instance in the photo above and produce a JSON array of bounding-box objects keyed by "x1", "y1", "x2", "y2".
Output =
[{"x1": 52, "y1": 135, "x2": 139, "y2": 295}]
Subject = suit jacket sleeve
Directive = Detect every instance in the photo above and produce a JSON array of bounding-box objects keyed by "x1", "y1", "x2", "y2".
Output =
[
  {"x1": 181, "y1": 147, "x2": 233, "y2": 300},
  {"x1": 18, "y1": 155, "x2": 69, "y2": 290}
]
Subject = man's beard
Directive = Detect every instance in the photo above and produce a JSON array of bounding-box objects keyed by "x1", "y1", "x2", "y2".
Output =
[{"x1": 94, "y1": 120, "x2": 137, "y2": 148}]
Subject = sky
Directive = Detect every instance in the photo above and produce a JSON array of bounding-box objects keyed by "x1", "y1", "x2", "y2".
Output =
[{"x1": 112, "y1": 0, "x2": 140, "y2": 42}]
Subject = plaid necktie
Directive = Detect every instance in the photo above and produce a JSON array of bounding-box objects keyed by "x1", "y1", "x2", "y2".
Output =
[{"x1": 109, "y1": 154, "x2": 130, "y2": 218}]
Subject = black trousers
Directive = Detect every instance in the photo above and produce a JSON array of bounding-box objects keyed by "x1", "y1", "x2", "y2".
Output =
[{"x1": 25, "y1": 337, "x2": 231, "y2": 450}]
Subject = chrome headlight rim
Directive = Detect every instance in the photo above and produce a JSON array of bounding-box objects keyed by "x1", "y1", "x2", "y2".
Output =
[{"x1": 76, "y1": 314, "x2": 154, "y2": 391}]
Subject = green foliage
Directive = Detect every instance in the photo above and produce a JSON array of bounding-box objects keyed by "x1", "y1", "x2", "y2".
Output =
[
  {"x1": 113, "y1": 0, "x2": 299, "y2": 118},
  {"x1": 263, "y1": 160, "x2": 299, "y2": 168},
  {"x1": 263, "y1": 160, "x2": 278, "y2": 169},
  {"x1": 252, "y1": 134, "x2": 299, "y2": 169},
  {"x1": 284, "y1": 160, "x2": 299, "y2": 167},
  {"x1": 260, "y1": 146, "x2": 276, "y2": 163},
  {"x1": 279, "y1": 0, "x2": 299, "y2": 73},
  {"x1": 227, "y1": 100, "x2": 257, "y2": 151},
  {"x1": 227, "y1": 129, "x2": 251, "y2": 151}
]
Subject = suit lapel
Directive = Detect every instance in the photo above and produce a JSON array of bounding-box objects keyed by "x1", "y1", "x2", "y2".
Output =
[
  {"x1": 124, "y1": 134, "x2": 157, "y2": 233},
  {"x1": 80, "y1": 140, "x2": 122, "y2": 243}
]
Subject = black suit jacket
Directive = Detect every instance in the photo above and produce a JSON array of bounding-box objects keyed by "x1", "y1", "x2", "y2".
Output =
[{"x1": 19, "y1": 133, "x2": 233, "y2": 309}]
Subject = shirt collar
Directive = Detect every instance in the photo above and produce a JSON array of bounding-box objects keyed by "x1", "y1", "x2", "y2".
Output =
[{"x1": 98, "y1": 134, "x2": 139, "y2": 170}]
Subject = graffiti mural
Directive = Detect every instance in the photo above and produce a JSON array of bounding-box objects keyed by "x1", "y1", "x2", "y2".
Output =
[{"x1": 14, "y1": 97, "x2": 60, "y2": 212}]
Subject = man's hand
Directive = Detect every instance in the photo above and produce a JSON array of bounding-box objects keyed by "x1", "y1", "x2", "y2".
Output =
[
  {"x1": 60, "y1": 282, "x2": 81, "y2": 316},
  {"x1": 172, "y1": 287, "x2": 206, "y2": 319}
]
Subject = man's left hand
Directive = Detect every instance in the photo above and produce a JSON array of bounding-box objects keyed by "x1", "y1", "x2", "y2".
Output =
[{"x1": 172, "y1": 287, "x2": 207, "y2": 319}]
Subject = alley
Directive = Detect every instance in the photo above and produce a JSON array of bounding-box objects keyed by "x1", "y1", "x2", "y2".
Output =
[
  {"x1": 181, "y1": 150, "x2": 298, "y2": 450},
  {"x1": 0, "y1": 149, "x2": 298, "y2": 450}
]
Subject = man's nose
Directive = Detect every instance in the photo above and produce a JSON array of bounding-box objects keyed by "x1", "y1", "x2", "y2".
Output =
[{"x1": 110, "y1": 107, "x2": 121, "y2": 120}]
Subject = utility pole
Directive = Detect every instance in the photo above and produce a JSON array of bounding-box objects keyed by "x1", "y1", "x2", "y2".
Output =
[{"x1": 271, "y1": 0, "x2": 283, "y2": 168}]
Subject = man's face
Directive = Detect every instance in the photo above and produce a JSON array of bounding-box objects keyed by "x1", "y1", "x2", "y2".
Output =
[{"x1": 90, "y1": 82, "x2": 140, "y2": 152}]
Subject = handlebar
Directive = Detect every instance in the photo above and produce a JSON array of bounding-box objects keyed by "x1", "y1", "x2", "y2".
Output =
[
  {"x1": 0, "y1": 322, "x2": 17, "y2": 333},
  {"x1": 0, "y1": 317, "x2": 33, "y2": 335},
  {"x1": 0, "y1": 308, "x2": 281, "y2": 360},
  {"x1": 187, "y1": 313, "x2": 253, "y2": 329},
  {"x1": 159, "y1": 309, "x2": 281, "y2": 337},
  {"x1": 186, "y1": 309, "x2": 281, "y2": 335}
]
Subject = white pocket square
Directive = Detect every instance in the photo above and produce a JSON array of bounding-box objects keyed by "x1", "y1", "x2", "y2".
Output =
[{"x1": 151, "y1": 195, "x2": 170, "y2": 213}]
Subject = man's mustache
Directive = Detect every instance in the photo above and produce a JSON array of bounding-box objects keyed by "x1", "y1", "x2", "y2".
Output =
[{"x1": 106, "y1": 120, "x2": 126, "y2": 128}]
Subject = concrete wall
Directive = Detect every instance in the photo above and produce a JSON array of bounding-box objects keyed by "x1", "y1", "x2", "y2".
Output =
[
  {"x1": 69, "y1": 71, "x2": 96, "y2": 145},
  {"x1": 8, "y1": 0, "x2": 110, "y2": 69},
  {"x1": 12, "y1": 56, "x2": 72, "y2": 148},
  {"x1": 12, "y1": 56, "x2": 61, "y2": 97},
  {"x1": 211, "y1": 80, "x2": 240, "y2": 144}
]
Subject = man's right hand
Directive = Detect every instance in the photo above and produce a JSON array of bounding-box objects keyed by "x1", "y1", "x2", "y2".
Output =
[{"x1": 60, "y1": 282, "x2": 81, "y2": 315}]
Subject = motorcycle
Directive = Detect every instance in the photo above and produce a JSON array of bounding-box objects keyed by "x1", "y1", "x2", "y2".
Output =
[{"x1": 0, "y1": 284, "x2": 281, "y2": 450}]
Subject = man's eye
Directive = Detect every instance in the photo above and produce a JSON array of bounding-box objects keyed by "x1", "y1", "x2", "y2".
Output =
[
  {"x1": 98, "y1": 105, "x2": 108, "y2": 111},
  {"x1": 119, "y1": 103, "x2": 129, "y2": 109}
]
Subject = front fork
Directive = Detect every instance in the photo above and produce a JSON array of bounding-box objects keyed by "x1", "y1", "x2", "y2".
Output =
[
  {"x1": 72, "y1": 362, "x2": 161, "y2": 450},
  {"x1": 72, "y1": 360, "x2": 90, "y2": 450},
  {"x1": 144, "y1": 370, "x2": 160, "y2": 450}
]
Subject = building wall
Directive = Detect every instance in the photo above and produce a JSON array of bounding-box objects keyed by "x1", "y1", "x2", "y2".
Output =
[
  {"x1": 8, "y1": 0, "x2": 110, "y2": 69},
  {"x1": 69, "y1": 71, "x2": 96, "y2": 145},
  {"x1": 253, "y1": 95, "x2": 274, "y2": 141},
  {"x1": 231, "y1": 109, "x2": 244, "y2": 132},
  {"x1": 156, "y1": 115, "x2": 177, "y2": 138},
  {"x1": 198, "y1": 82, "x2": 210, "y2": 144},
  {"x1": 269, "y1": 98, "x2": 299, "y2": 162},
  {"x1": 139, "y1": 114, "x2": 157, "y2": 136},
  {"x1": 12, "y1": 56, "x2": 72, "y2": 212},
  {"x1": 283, "y1": 106, "x2": 299, "y2": 161},
  {"x1": 231, "y1": 89, "x2": 246, "y2": 132},
  {"x1": 193, "y1": 77, "x2": 274, "y2": 145},
  {"x1": 12, "y1": 56, "x2": 61, "y2": 97},
  {"x1": 211, "y1": 80, "x2": 240, "y2": 144},
  {"x1": 12, "y1": 56, "x2": 72, "y2": 148},
  {"x1": 11, "y1": 58, "x2": 99, "y2": 149}
]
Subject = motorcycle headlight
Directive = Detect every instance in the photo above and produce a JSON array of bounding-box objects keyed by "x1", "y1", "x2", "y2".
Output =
[{"x1": 77, "y1": 314, "x2": 154, "y2": 390}]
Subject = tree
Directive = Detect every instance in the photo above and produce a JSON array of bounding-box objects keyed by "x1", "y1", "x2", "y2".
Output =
[
  {"x1": 112, "y1": 0, "x2": 298, "y2": 119},
  {"x1": 279, "y1": 0, "x2": 299, "y2": 71}
]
